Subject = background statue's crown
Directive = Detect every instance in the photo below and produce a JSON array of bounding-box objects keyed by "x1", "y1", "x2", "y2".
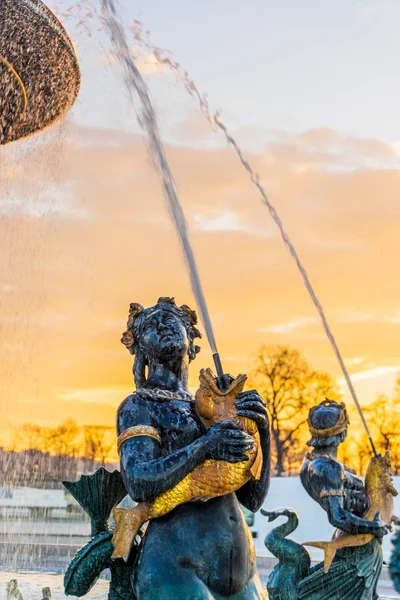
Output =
[
  {"x1": 121, "y1": 297, "x2": 202, "y2": 359},
  {"x1": 307, "y1": 399, "x2": 349, "y2": 440}
]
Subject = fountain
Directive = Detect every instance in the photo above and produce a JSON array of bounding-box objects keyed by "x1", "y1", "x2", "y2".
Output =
[
  {"x1": 0, "y1": 1, "x2": 398, "y2": 598},
  {"x1": 62, "y1": 391, "x2": 396, "y2": 599},
  {"x1": 0, "y1": 0, "x2": 80, "y2": 144}
]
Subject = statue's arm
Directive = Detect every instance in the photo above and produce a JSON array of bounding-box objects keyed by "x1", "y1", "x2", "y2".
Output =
[
  {"x1": 234, "y1": 389, "x2": 271, "y2": 511},
  {"x1": 317, "y1": 462, "x2": 388, "y2": 536},
  {"x1": 235, "y1": 424, "x2": 271, "y2": 512},
  {"x1": 325, "y1": 496, "x2": 388, "y2": 536},
  {"x1": 117, "y1": 395, "x2": 209, "y2": 503}
]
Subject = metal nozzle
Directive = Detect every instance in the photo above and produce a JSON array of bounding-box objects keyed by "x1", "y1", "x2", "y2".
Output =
[
  {"x1": 212, "y1": 353, "x2": 233, "y2": 392},
  {"x1": 212, "y1": 352, "x2": 224, "y2": 380}
]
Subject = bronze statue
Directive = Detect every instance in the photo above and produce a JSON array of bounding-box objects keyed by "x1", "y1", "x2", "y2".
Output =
[
  {"x1": 264, "y1": 399, "x2": 396, "y2": 600},
  {"x1": 64, "y1": 296, "x2": 271, "y2": 600},
  {"x1": 115, "y1": 297, "x2": 271, "y2": 599},
  {"x1": 63, "y1": 302, "x2": 395, "y2": 600}
]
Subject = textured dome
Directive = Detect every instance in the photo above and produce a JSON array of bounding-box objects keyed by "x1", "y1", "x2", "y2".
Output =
[{"x1": 0, "y1": 0, "x2": 80, "y2": 144}]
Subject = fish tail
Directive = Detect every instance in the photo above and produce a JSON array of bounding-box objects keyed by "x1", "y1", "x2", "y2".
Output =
[
  {"x1": 304, "y1": 541, "x2": 337, "y2": 573},
  {"x1": 112, "y1": 503, "x2": 152, "y2": 562}
]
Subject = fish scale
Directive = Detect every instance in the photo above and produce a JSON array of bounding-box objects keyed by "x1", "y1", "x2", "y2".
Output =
[{"x1": 152, "y1": 454, "x2": 252, "y2": 512}]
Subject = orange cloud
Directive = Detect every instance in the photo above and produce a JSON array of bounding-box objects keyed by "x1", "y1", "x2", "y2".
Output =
[{"x1": 0, "y1": 119, "x2": 400, "y2": 444}]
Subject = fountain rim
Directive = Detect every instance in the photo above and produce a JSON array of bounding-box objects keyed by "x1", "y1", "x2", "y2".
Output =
[{"x1": 0, "y1": 54, "x2": 28, "y2": 128}]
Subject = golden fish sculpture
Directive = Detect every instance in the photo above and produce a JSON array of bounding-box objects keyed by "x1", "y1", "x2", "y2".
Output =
[
  {"x1": 112, "y1": 368, "x2": 263, "y2": 561},
  {"x1": 304, "y1": 451, "x2": 398, "y2": 573}
]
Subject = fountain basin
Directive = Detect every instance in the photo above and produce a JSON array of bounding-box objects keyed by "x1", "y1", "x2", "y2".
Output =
[{"x1": 0, "y1": 0, "x2": 80, "y2": 144}]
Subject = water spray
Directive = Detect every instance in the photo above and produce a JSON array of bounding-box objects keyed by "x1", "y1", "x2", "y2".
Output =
[
  {"x1": 130, "y1": 24, "x2": 378, "y2": 454},
  {"x1": 214, "y1": 115, "x2": 378, "y2": 456},
  {"x1": 100, "y1": 0, "x2": 228, "y2": 387}
]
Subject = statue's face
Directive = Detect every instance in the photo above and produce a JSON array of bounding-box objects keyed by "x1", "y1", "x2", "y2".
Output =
[{"x1": 140, "y1": 308, "x2": 189, "y2": 362}]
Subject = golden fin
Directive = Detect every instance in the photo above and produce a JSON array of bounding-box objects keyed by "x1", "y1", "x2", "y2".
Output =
[
  {"x1": 199, "y1": 368, "x2": 247, "y2": 398},
  {"x1": 303, "y1": 541, "x2": 337, "y2": 573},
  {"x1": 250, "y1": 445, "x2": 263, "y2": 480},
  {"x1": 112, "y1": 504, "x2": 151, "y2": 562}
]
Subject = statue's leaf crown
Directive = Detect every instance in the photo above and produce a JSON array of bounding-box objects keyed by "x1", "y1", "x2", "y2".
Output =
[{"x1": 308, "y1": 399, "x2": 349, "y2": 439}]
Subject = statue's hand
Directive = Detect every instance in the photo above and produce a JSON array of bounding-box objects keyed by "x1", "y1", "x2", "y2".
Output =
[
  {"x1": 371, "y1": 512, "x2": 391, "y2": 538},
  {"x1": 235, "y1": 390, "x2": 269, "y2": 431},
  {"x1": 205, "y1": 420, "x2": 255, "y2": 463}
]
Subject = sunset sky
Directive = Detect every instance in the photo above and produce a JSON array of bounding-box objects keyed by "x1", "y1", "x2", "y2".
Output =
[{"x1": 1, "y1": 0, "x2": 400, "y2": 445}]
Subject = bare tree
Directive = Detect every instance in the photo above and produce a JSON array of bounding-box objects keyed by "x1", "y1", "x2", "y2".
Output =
[
  {"x1": 13, "y1": 420, "x2": 81, "y2": 459},
  {"x1": 47, "y1": 420, "x2": 80, "y2": 457},
  {"x1": 354, "y1": 433, "x2": 371, "y2": 475},
  {"x1": 362, "y1": 392, "x2": 400, "y2": 473},
  {"x1": 13, "y1": 423, "x2": 44, "y2": 450},
  {"x1": 250, "y1": 345, "x2": 341, "y2": 476},
  {"x1": 83, "y1": 426, "x2": 116, "y2": 465}
]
